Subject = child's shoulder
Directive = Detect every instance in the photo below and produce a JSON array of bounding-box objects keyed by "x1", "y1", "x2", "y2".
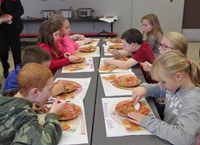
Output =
[{"x1": 139, "y1": 41, "x2": 152, "y2": 51}]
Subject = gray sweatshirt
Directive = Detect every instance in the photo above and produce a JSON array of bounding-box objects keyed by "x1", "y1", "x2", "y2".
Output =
[{"x1": 140, "y1": 83, "x2": 200, "y2": 145}]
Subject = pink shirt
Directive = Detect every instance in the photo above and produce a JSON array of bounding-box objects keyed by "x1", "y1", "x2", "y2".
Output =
[{"x1": 57, "y1": 36, "x2": 79, "y2": 55}]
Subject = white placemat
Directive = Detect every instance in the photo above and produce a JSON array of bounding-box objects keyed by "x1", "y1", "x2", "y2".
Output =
[
  {"x1": 102, "y1": 97, "x2": 153, "y2": 137},
  {"x1": 100, "y1": 72, "x2": 138, "y2": 96},
  {"x1": 54, "y1": 78, "x2": 91, "y2": 101},
  {"x1": 99, "y1": 57, "x2": 132, "y2": 73},
  {"x1": 62, "y1": 58, "x2": 94, "y2": 73}
]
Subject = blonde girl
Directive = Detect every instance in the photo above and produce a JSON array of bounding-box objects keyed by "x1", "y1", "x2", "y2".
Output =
[
  {"x1": 129, "y1": 51, "x2": 200, "y2": 145},
  {"x1": 37, "y1": 20, "x2": 79, "y2": 73},
  {"x1": 141, "y1": 13, "x2": 163, "y2": 54},
  {"x1": 142, "y1": 32, "x2": 188, "y2": 73}
]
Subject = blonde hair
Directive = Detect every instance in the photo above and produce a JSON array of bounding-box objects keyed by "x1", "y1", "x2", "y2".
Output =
[
  {"x1": 163, "y1": 32, "x2": 188, "y2": 56},
  {"x1": 141, "y1": 14, "x2": 163, "y2": 42},
  {"x1": 151, "y1": 51, "x2": 200, "y2": 87},
  {"x1": 17, "y1": 63, "x2": 53, "y2": 96}
]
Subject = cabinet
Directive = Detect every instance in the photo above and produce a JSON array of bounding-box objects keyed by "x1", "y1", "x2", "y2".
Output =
[{"x1": 21, "y1": 17, "x2": 118, "y2": 38}]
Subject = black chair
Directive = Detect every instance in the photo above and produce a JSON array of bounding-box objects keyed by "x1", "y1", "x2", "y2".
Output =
[{"x1": 0, "y1": 88, "x2": 18, "y2": 97}]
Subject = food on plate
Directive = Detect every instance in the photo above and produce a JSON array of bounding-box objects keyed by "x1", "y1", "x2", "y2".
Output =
[
  {"x1": 99, "y1": 64, "x2": 117, "y2": 72},
  {"x1": 96, "y1": 15, "x2": 104, "y2": 18},
  {"x1": 109, "y1": 44, "x2": 123, "y2": 50},
  {"x1": 115, "y1": 100, "x2": 138, "y2": 117},
  {"x1": 115, "y1": 100, "x2": 150, "y2": 117},
  {"x1": 112, "y1": 75, "x2": 141, "y2": 87},
  {"x1": 62, "y1": 80, "x2": 81, "y2": 93},
  {"x1": 106, "y1": 16, "x2": 114, "y2": 18},
  {"x1": 79, "y1": 45, "x2": 96, "y2": 52},
  {"x1": 122, "y1": 119, "x2": 140, "y2": 131},
  {"x1": 71, "y1": 57, "x2": 85, "y2": 64},
  {"x1": 110, "y1": 38, "x2": 122, "y2": 43},
  {"x1": 67, "y1": 64, "x2": 84, "y2": 71},
  {"x1": 57, "y1": 103, "x2": 82, "y2": 121},
  {"x1": 60, "y1": 122, "x2": 70, "y2": 131}
]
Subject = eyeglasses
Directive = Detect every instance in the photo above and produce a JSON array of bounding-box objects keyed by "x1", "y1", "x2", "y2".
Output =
[{"x1": 157, "y1": 43, "x2": 174, "y2": 50}]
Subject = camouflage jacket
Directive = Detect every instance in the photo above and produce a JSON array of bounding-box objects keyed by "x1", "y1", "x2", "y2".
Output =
[{"x1": 0, "y1": 95, "x2": 62, "y2": 145}]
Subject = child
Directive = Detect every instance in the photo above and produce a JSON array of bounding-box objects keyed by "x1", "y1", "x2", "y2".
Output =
[
  {"x1": 49, "y1": 14, "x2": 91, "y2": 57},
  {"x1": 37, "y1": 20, "x2": 79, "y2": 73},
  {"x1": 0, "y1": 63, "x2": 66, "y2": 144},
  {"x1": 141, "y1": 13, "x2": 163, "y2": 55},
  {"x1": 141, "y1": 32, "x2": 188, "y2": 83},
  {"x1": 129, "y1": 51, "x2": 200, "y2": 145},
  {"x1": 3, "y1": 45, "x2": 51, "y2": 91},
  {"x1": 104, "y1": 28, "x2": 155, "y2": 69}
]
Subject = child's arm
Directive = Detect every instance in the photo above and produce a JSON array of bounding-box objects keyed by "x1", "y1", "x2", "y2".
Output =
[
  {"x1": 109, "y1": 49, "x2": 130, "y2": 57},
  {"x1": 132, "y1": 86, "x2": 147, "y2": 104},
  {"x1": 104, "y1": 57, "x2": 138, "y2": 69},
  {"x1": 139, "y1": 92, "x2": 200, "y2": 145},
  {"x1": 14, "y1": 98, "x2": 65, "y2": 145},
  {"x1": 140, "y1": 61, "x2": 152, "y2": 72},
  {"x1": 141, "y1": 83, "x2": 166, "y2": 99}
]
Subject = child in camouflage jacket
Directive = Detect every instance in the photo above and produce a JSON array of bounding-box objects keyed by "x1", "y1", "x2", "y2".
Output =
[{"x1": 0, "y1": 63, "x2": 66, "y2": 145}]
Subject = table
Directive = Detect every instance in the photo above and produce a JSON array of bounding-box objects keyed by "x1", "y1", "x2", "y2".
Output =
[
  {"x1": 54, "y1": 39, "x2": 171, "y2": 145},
  {"x1": 54, "y1": 56, "x2": 100, "y2": 145},
  {"x1": 91, "y1": 66, "x2": 171, "y2": 145}
]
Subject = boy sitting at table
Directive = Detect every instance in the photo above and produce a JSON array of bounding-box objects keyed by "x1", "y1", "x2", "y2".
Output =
[
  {"x1": 3, "y1": 45, "x2": 51, "y2": 91},
  {"x1": 3, "y1": 45, "x2": 65, "y2": 97},
  {"x1": 0, "y1": 63, "x2": 66, "y2": 145},
  {"x1": 104, "y1": 28, "x2": 155, "y2": 69}
]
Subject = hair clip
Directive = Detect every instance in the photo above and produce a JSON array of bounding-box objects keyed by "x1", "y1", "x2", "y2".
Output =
[{"x1": 187, "y1": 59, "x2": 192, "y2": 65}]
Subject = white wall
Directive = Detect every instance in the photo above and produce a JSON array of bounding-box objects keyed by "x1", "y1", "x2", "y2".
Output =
[
  {"x1": 131, "y1": 0, "x2": 184, "y2": 33},
  {"x1": 20, "y1": 0, "x2": 184, "y2": 36}
]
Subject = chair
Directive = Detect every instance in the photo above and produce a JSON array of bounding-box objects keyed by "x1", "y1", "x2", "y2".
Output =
[{"x1": 0, "y1": 88, "x2": 18, "y2": 97}]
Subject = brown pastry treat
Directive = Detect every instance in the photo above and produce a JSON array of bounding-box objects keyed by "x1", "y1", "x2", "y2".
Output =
[
  {"x1": 79, "y1": 45, "x2": 96, "y2": 52},
  {"x1": 109, "y1": 44, "x2": 123, "y2": 50},
  {"x1": 57, "y1": 103, "x2": 82, "y2": 121}
]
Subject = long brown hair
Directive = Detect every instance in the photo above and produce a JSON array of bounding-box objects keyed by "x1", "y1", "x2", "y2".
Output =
[
  {"x1": 37, "y1": 20, "x2": 62, "y2": 57},
  {"x1": 141, "y1": 14, "x2": 163, "y2": 43}
]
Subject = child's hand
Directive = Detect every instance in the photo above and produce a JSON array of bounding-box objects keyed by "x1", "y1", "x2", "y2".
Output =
[
  {"x1": 141, "y1": 61, "x2": 152, "y2": 72},
  {"x1": 83, "y1": 38, "x2": 92, "y2": 44},
  {"x1": 33, "y1": 103, "x2": 49, "y2": 114},
  {"x1": 132, "y1": 86, "x2": 146, "y2": 105},
  {"x1": 51, "y1": 81, "x2": 66, "y2": 96},
  {"x1": 68, "y1": 55, "x2": 79, "y2": 63},
  {"x1": 77, "y1": 34, "x2": 85, "y2": 40},
  {"x1": 64, "y1": 52, "x2": 71, "y2": 58},
  {"x1": 109, "y1": 49, "x2": 120, "y2": 57},
  {"x1": 104, "y1": 58, "x2": 110, "y2": 65},
  {"x1": 49, "y1": 97, "x2": 66, "y2": 114},
  {"x1": 127, "y1": 112, "x2": 145, "y2": 125}
]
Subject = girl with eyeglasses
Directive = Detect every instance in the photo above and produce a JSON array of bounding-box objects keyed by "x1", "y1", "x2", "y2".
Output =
[{"x1": 141, "y1": 32, "x2": 188, "y2": 76}]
